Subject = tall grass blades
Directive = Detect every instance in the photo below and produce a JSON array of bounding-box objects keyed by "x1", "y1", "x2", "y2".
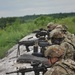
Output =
[{"x1": 0, "y1": 16, "x2": 75, "y2": 58}]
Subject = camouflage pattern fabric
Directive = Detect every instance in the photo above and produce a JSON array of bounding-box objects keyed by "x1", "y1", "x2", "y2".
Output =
[
  {"x1": 50, "y1": 29, "x2": 65, "y2": 39},
  {"x1": 44, "y1": 59, "x2": 75, "y2": 75},
  {"x1": 50, "y1": 24, "x2": 75, "y2": 46},
  {"x1": 55, "y1": 24, "x2": 67, "y2": 31},
  {"x1": 50, "y1": 24, "x2": 75, "y2": 42},
  {"x1": 50, "y1": 28, "x2": 75, "y2": 60},
  {"x1": 45, "y1": 45, "x2": 64, "y2": 58},
  {"x1": 60, "y1": 38, "x2": 75, "y2": 60},
  {"x1": 47, "y1": 22, "x2": 57, "y2": 31},
  {"x1": 64, "y1": 31, "x2": 75, "y2": 46},
  {"x1": 44, "y1": 24, "x2": 75, "y2": 75},
  {"x1": 45, "y1": 41, "x2": 75, "y2": 60}
]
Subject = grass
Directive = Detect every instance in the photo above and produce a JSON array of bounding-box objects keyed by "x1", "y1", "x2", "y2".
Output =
[
  {"x1": 0, "y1": 16, "x2": 75, "y2": 58},
  {"x1": 0, "y1": 21, "x2": 46, "y2": 58}
]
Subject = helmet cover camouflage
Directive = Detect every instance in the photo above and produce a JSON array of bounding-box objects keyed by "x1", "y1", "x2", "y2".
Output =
[
  {"x1": 47, "y1": 22, "x2": 57, "y2": 30},
  {"x1": 55, "y1": 24, "x2": 67, "y2": 31},
  {"x1": 50, "y1": 29, "x2": 65, "y2": 38},
  {"x1": 45, "y1": 45, "x2": 64, "y2": 58}
]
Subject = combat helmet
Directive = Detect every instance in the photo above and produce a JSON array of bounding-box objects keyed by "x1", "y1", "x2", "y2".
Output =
[
  {"x1": 50, "y1": 29, "x2": 65, "y2": 44},
  {"x1": 50, "y1": 29, "x2": 65, "y2": 39},
  {"x1": 45, "y1": 45, "x2": 64, "y2": 58},
  {"x1": 47, "y1": 22, "x2": 57, "y2": 31},
  {"x1": 53, "y1": 31, "x2": 64, "y2": 38},
  {"x1": 55, "y1": 24, "x2": 67, "y2": 33}
]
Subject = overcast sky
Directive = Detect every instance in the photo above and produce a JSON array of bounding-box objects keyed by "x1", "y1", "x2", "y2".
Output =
[{"x1": 0, "y1": 0, "x2": 75, "y2": 18}]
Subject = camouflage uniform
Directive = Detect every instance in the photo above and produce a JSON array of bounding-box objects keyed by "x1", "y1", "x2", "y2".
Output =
[
  {"x1": 50, "y1": 28, "x2": 75, "y2": 60},
  {"x1": 47, "y1": 22, "x2": 57, "y2": 31},
  {"x1": 65, "y1": 31, "x2": 75, "y2": 46},
  {"x1": 44, "y1": 59, "x2": 75, "y2": 75},
  {"x1": 47, "y1": 22, "x2": 57, "y2": 41},
  {"x1": 60, "y1": 41, "x2": 75, "y2": 60},
  {"x1": 46, "y1": 24, "x2": 75, "y2": 59},
  {"x1": 44, "y1": 45, "x2": 75, "y2": 75},
  {"x1": 55, "y1": 24, "x2": 75, "y2": 46},
  {"x1": 45, "y1": 45, "x2": 64, "y2": 58}
]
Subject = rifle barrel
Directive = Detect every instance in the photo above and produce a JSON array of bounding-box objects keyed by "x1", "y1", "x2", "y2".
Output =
[
  {"x1": 6, "y1": 68, "x2": 34, "y2": 74},
  {"x1": 6, "y1": 65, "x2": 50, "y2": 74}
]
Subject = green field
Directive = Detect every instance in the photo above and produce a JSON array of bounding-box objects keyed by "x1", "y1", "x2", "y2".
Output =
[{"x1": 0, "y1": 16, "x2": 75, "y2": 58}]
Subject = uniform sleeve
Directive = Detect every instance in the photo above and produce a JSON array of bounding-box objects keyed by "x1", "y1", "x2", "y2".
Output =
[
  {"x1": 44, "y1": 66, "x2": 67, "y2": 75},
  {"x1": 60, "y1": 42, "x2": 75, "y2": 60}
]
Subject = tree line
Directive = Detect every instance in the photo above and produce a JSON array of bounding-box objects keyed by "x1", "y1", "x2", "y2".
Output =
[{"x1": 0, "y1": 12, "x2": 75, "y2": 29}]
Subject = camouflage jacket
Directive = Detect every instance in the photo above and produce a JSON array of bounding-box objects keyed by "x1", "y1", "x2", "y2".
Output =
[
  {"x1": 60, "y1": 41, "x2": 75, "y2": 60},
  {"x1": 44, "y1": 59, "x2": 75, "y2": 75}
]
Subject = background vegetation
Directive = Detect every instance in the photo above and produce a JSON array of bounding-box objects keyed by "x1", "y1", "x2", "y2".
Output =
[{"x1": 0, "y1": 12, "x2": 75, "y2": 58}]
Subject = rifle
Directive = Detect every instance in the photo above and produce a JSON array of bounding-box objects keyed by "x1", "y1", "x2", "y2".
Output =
[
  {"x1": 32, "y1": 28, "x2": 47, "y2": 33},
  {"x1": 35, "y1": 29, "x2": 50, "y2": 40},
  {"x1": 6, "y1": 61, "x2": 51, "y2": 75},
  {"x1": 38, "y1": 41, "x2": 51, "y2": 56},
  {"x1": 17, "y1": 40, "x2": 51, "y2": 57},
  {"x1": 32, "y1": 28, "x2": 50, "y2": 40},
  {"x1": 17, "y1": 40, "x2": 36, "y2": 56},
  {"x1": 35, "y1": 30, "x2": 47, "y2": 38}
]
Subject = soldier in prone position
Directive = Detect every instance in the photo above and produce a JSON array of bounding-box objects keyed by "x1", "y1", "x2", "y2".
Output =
[
  {"x1": 44, "y1": 45, "x2": 75, "y2": 75},
  {"x1": 6, "y1": 57, "x2": 50, "y2": 75},
  {"x1": 49, "y1": 28, "x2": 75, "y2": 60}
]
